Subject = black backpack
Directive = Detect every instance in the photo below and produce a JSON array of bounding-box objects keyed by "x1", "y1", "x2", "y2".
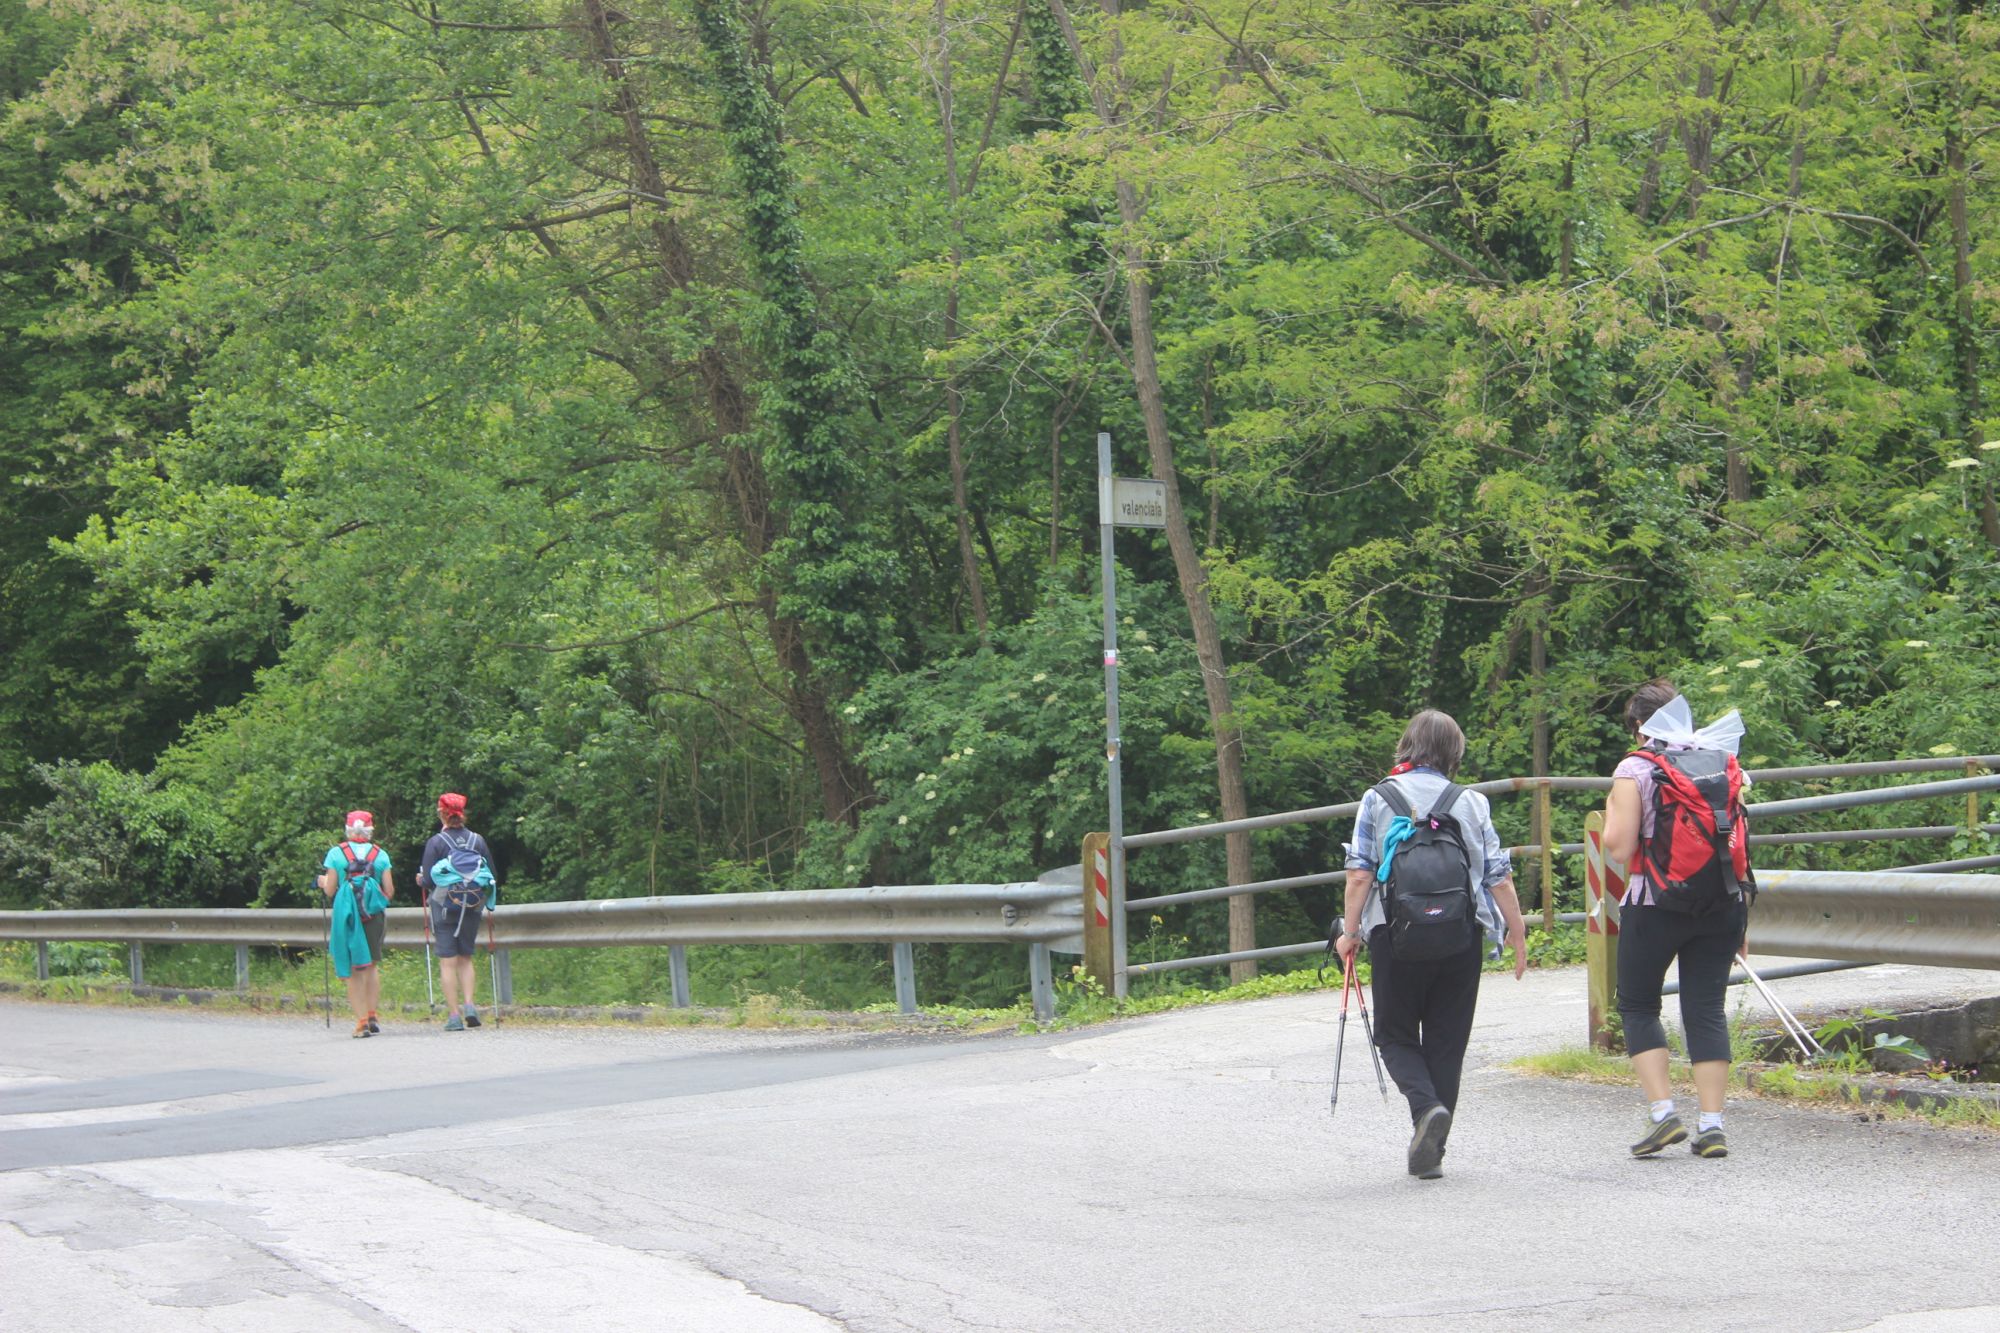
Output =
[{"x1": 1372, "y1": 780, "x2": 1480, "y2": 961}]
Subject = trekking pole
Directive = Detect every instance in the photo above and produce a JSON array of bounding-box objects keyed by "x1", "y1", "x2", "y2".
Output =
[
  {"x1": 313, "y1": 875, "x2": 330, "y2": 1030},
  {"x1": 485, "y1": 901, "x2": 500, "y2": 1028},
  {"x1": 1738, "y1": 951, "x2": 1826, "y2": 1059},
  {"x1": 1330, "y1": 953, "x2": 1353, "y2": 1115},
  {"x1": 420, "y1": 886, "x2": 436, "y2": 1013},
  {"x1": 1343, "y1": 895, "x2": 1390, "y2": 1101},
  {"x1": 1737, "y1": 950, "x2": 1818, "y2": 1056},
  {"x1": 1351, "y1": 957, "x2": 1390, "y2": 1102}
]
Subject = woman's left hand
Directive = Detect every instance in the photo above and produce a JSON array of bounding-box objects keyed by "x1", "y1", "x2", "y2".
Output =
[{"x1": 1506, "y1": 918, "x2": 1529, "y2": 980}]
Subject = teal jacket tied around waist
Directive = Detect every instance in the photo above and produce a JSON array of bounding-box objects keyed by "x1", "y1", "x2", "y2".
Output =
[{"x1": 329, "y1": 878, "x2": 389, "y2": 979}]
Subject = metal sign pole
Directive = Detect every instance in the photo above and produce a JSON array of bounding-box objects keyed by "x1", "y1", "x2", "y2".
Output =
[{"x1": 1097, "y1": 431, "x2": 1130, "y2": 998}]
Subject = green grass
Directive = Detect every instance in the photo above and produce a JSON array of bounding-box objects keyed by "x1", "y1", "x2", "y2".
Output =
[
  {"x1": 1511, "y1": 1047, "x2": 1633, "y2": 1083},
  {"x1": 1515, "y1": 1040, "x2": 2000, "y2": 1134}
]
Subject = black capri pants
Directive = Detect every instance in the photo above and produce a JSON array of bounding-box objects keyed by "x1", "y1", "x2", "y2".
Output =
[{"x1": 1616, "y1": 899, "x2": 1747, "y2": 1064}]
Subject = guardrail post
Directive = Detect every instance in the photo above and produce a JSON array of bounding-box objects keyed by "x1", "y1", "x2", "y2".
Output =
[
  {"x1": 35, "y1": 941, "x2": 49, "y2": 981},
  {"x1": 892, "y1": 942, "x2": 917, "y2": 1015},
  {"x1": 495, "y1": 948, "x2": 515, "y2": 1005},
  {"x1": 669, "y1": 944, "x2": 691, "y2": 1008},
  {"x1": 1969, "y1": 759, "x2": 1983, "y2": 831},
  {"x1": 235, "y1": 944, "x2": 251, "y2": 992},
  {"x1": 1582, "y1": 811, "x2": 1624, "y2": 1052},
  {"x1": 127, "y1": 941, "x2": 145, "y2": 986},
  {"x1": 1538, "y1": 779, "x2": 1555, "y2": 932},
  {"x1": 1081, "y1": 832, "x2": 1113, "y2": 993},
  {"x1": 1028, "y1": 943, "x2": 1055, "y2": 1022}
]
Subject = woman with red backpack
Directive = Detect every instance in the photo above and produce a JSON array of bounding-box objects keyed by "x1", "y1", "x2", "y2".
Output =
[{"x1": 1602, "y1": 679, "x2": 1755, "y2": 1160}]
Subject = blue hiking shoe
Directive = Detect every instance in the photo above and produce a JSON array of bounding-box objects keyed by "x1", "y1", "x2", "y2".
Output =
[
  {"x1": 443, "y1": 1014, "x2": 466, "y2": 1032},
  {"x1": 463, "y1": 1006, "x2": 481, "y2": 1029}
]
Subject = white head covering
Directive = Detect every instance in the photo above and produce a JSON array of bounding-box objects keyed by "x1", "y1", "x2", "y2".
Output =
[{"x1": 1638, "y1": 693, "x2": 1745, "y2": 757}]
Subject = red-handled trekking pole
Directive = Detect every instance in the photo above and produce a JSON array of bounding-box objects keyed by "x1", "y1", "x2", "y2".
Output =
[
  {"x1": 1327, "y1": 918, "x2": 1389, "y2": 1114},
  {"x1": 1353, "y1": 956, "x2": 1389, "y2": 1102},
  {"x1": 1331, "y1": 950, "x2": 1356, "y2": 1115}
]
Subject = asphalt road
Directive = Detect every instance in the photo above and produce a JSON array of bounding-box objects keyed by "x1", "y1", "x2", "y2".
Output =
[{"x1": 4, "y1": 960, "x2": 1998, "y2": 1332}]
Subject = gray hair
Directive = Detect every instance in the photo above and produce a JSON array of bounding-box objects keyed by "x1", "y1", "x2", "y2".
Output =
[{"x1": 1394, "y1": 709, "x2": 1466, "y2": 777}]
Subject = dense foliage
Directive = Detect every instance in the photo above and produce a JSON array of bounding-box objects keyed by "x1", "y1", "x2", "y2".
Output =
[{"x1": 3, "y1": 0, "x2": 1996, "y2": 1006}]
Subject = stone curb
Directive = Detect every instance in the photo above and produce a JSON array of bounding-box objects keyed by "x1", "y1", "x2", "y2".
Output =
[{"x1": 1740, "y1": 1061, "x2": 2000, "y2": 1114}]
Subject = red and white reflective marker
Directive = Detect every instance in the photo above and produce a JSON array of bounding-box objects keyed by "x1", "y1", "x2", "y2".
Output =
[{"x1": 1090, "y1": 842, "x2": 1112, "y2": 929}]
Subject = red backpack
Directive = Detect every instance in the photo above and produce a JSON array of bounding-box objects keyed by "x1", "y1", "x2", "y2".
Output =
[{"x1": 1628, "y1": 746, "x2": 1755, "y2": 915}]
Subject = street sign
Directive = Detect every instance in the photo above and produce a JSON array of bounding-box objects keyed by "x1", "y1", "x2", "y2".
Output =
[{"x1": 1102, "y1": 476, "x2": 1168, "y2": 528}]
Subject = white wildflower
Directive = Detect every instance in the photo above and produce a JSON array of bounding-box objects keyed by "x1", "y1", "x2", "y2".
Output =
[
  {"x1": 1905, "y1": 639, "x2": 1931, "y2": 649},
  {"x1": 1946, "y1": 458, "x2": 1979, "y2": 469},
  {"x1": 1737, "y1": 658, "x2": 1763, "y2": 670},
  {"x1": 898, "y1": 814, "x2": 909, "y2": 826},
  {"x1": 1929, "y1": 743, "x2": 1957, "y2": 756},
  {"x1": 1032, "y1": 672, "x2": 1048, "y2": 683}
]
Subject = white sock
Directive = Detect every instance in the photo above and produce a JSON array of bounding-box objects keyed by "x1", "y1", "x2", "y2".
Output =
[
  {"x1": 1650, "y1": 1099, "x2": 1676, "y2": 1124},
  {"x1": 1698, "y1": 1111, "x2": 1724, "y2": 1133}
]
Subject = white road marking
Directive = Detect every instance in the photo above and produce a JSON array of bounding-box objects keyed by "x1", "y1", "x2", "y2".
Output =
[{"x1": 5, "y1": 1148, "x2": 843, "y2": 1333}]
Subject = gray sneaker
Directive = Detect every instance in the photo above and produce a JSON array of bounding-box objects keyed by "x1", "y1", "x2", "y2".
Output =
[
  {"x1": 1407, "y1": 1106, "x2": 1451, "y2": 1179},
  {"x1": 443, "y1": 1014, "x2": 466, "y2": 1032},
  {"x1": 1631, "y1": 1114, "x2": 1688, "y2": 1157},
  {"x1": 463, "y1": 1006, "x2": 481, "y2": 1029},
  {"x1": 1691, "y1": 1128, "x2": 1729, "y2": 1158}
]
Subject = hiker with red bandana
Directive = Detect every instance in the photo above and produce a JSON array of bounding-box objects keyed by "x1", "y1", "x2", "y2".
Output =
[{"x1": 418, "y1": 792, "x2": 498, "y2": 1031}]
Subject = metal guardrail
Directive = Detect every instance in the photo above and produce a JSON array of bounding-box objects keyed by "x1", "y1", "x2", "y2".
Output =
[
  {"x1": 0, "y1": 883, "x2": 1085, "y2": 1021},
  {"x1": 1748, "y1": 869, "x2": 2000, "y2": 970},
  {"x1": 7, "y1": 758, "x2": 1994, "y2": 1018},
  {"x1": 1097, "y1": 757, "x2": 2000, "y2": 989}
]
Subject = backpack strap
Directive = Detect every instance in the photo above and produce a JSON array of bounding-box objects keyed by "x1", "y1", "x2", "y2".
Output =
[
  {"x1": 1371, "y1": 779, "x2": 1414, "y2": 819},
  {"x1": 1425, "y1": 782, "x2": 1466, "y2": 823},
  {"x1": 340, "y1": 842, "x2": 377, "y2": 878}
]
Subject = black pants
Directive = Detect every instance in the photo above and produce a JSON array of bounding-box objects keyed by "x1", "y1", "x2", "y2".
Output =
[
  {"x1": 1616, "y1": 900, "x2": 1746, "y2": 1064},
  {"x1": 1367, "y1": 927, "x2": 1483, "y2": 1126}
]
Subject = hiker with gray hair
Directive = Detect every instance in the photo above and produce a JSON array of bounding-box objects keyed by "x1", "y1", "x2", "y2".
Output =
[{"x1": 1335, "y1": 709, "x2": 1528, "y2": 1179}]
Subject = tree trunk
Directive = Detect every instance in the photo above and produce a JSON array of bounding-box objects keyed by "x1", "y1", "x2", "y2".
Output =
[
  {"x1": 1048, "y1": 0, "x2": 1256, "y2": 979},
  {"x1": 1947, "y1": 124, "x2": 1999, "y2": 549},
  {"x1": 582, "y1": 0, "x2": 870, "y2": 826},
  {"x1": 931, "y1": 1, "x2": 992, "y2": 639}
]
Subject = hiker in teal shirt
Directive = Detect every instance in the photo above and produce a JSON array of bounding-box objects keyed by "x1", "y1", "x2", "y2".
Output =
[{"x1": 320, "y1": 809, "x2": 396, "y2": 1038}]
